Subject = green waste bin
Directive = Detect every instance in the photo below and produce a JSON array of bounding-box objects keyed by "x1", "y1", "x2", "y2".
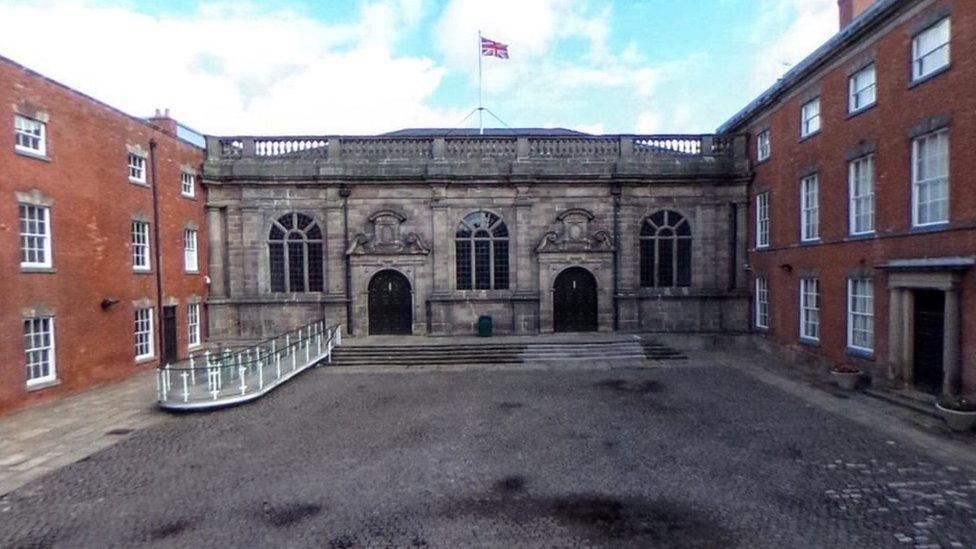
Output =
[{"x1": 477, "y1": 315, "x2": 493, "y2": 337}]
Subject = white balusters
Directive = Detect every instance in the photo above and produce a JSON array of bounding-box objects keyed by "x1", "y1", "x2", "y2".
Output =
[
  {"x1": 239, "y1": 365, "x2": 247, "y2": 395},
  {"x1": 181, "y1": 371, "x2": 189, "y2": 403}
]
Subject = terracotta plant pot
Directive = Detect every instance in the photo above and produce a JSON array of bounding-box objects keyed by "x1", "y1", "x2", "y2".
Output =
[
  {"x1": 830, "y1": 370, "x2": 861, "y2": 390},
  {"x1": 935, "y1": 403, "x2": 976, "y2": 432}
]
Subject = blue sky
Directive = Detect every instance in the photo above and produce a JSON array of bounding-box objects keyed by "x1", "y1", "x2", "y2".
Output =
[{"x1": 0, "y1": 0, "x2": 838, "y2": 135}]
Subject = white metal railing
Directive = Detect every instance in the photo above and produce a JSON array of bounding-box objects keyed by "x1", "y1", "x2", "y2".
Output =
[{"x1": 156, "y1": 320, "x2": 341, "y2": 411}]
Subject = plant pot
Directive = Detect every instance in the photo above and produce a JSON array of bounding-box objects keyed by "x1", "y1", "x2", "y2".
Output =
[
  {"x1": 830, "y1": 370, "x2": 861, "y2": 390},
  {"x1": 936, "y1": 403, "x2": 976, "y2": 432}
]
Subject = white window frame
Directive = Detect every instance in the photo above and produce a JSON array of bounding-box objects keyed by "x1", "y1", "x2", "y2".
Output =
[
  {"x1": 912, "y1": 18, "x2": 950, "y2": 82},
  {"x1": 800, "y1": 174, "x2": 819, "y2": 242},
  {"x1": 24, "y1": 317, "x2": 56, "y2": 386},
  {"x1": 135, "y1": 307, "x2": 155, "y2": 360},
  {"x1": 799, "y1": 278, "x2": 820, "y2": 342},
  {"x1": 849, "y1": 155, "x2": 875, "y2": 235},
  {"x1": 756, "y1": 130, "x2": 771, "y2": 162},
  {"x1": 132, "y1": 221, "x2": 151, "y2": 271},
  {"x1": 911, "y1": 129, "x2": 949, "y2": 228},
  {"x1": 756, "y1": 192, "x2": 770, "y2": 248},
  {"x1": 187, "y1": 303, "x2": 201, "y2": 349},
  {"x1": 14, "y1": 114, "x2": 46, "y2": 156},
  {"x1": 181, "y1": 171, "x2": 195, "y2": 198},
  {"x1": 755, "y1": 277, "x2": 769, "y2": 329},
  {"x1": 184, "y1": 229, "x2": 198, "y2": 273},
  {"x1": 800, "y1": 98, "x2": 821, "y2": 138},
  {"x1": 128, "y1": 153, "x2": 147, "y2": 184},
  {"x1": 848, "y1": 64, "x2": 876, "y2": 113},
  {"x1": 847, "y1": 278, "x2": 874, "y2": 353},
  {"x1": 19, "y1": 204, "x2": 53, "y2": 268}
]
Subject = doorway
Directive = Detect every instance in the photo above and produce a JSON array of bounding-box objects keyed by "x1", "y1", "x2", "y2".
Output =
[
  {"x1": 162, "y1": 306, "x2": 178, "y2": 364},
  {"x1": 913, "y1": 290, "x2": 945, "y2": 395},
  {"x1": 368, "y1": 270, "x2": 413, "y2": 335},
  {"x1": 553, "y1": 267, "x2": 598, "y2": 333}
]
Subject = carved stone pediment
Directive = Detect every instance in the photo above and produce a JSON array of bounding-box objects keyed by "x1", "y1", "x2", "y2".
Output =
[
  {"x1": 346, "y1": 210, "x2": 430, "y2": 255},
  {"x1": 536, "y1": 208, "x2": 614, "y2": 253}
]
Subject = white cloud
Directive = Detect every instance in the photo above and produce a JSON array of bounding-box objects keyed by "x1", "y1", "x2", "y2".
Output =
[
  {"x1": 748, "y1": 0, "x2": 837, "y2": 93},
  {"x1": 0, "y1": 0, "x2": 460, "y2": 134}
]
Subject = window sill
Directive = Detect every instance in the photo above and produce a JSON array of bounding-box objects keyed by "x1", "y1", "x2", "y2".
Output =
[
  {"x1": 26, "y1": 378, "x2": 61, "y2": 392},
  {"x1": 845, "y1": 103, "x2": 876, "y2": 120},
  {"x1": 129, "y1": 178, "x2": 149, "y2": 187},
  {"x1": 909, "y1": 65, "x2": 950, "y2": 89},
  {"x1": 846, "y1": 347, "x2": 875, "y2": 359},
  {"x1": 800, "y1": 238, "x2": 821, "y2": 246},
  {"x1": 135, "y1": 355, "x2": 156, "y2": 365},
  {"x1": 181, "y1": 193, "x2": 197, "y2": 200},
  {"x1": 798, "y1": 130, "x2": 820, "y2": 144},
  {"x1": 21, "y1": 266, "x2": 56, "y2": 274},
  {"x1": 185, "y1": 270, "x2": 200, "y2": 275},
  {"x1": 188, "y1": 344, "x2": 202, "y2": 352},
  {"x1": 910, "y1": 222, "x2": 949, "y2": 234},
  {"x1": 847, "y1": 231, "x2": 875, "y2": 241},
  {"x1": 755, "y1": 325, "x2": 770, "y2": 333},
  {"x1": 15, "y1": 148, "x2": 52, "y2": 162},
  {"x1": 798, "y1": 337, "x2": 820, "y2": 347},
  {"x1": 755, "y1": 156, "x2": 771, "y2": 166},
  {"x1": 133, "y1": 268, "x2": 154, "y2": 275}
]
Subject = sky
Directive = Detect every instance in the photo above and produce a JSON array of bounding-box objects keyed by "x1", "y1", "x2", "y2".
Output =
[{"x1": 0, "y1": 0, "x2": 839, "y2": 136}]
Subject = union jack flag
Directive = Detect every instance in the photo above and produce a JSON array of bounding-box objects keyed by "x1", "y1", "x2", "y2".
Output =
[{"x1": 481, "y1": 37, "x2": 509, "y2": 59}]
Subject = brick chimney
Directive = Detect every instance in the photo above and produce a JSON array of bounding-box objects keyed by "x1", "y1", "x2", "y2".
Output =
[
  {"x1": 838, "y1": 0, "x2": 878, "y2": 29},
  {"x1": 149, "y1": 108, "x2": 178, "y2": 137}
]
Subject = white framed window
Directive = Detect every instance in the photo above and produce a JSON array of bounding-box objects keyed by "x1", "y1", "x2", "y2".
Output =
[
  {"x1": 14, "y1": 115, "x2": 46, "y2": 155},
  {"x1": 187, "y1": 303, "x2": 201, "y2": 349},
  {"x1": 800, "y1": 98, "x2": 821, "y2": 137},
  {"x1": 912, "y1": 18, "x2": 950, "y2": 82},
  {"x1": 755, "y1": 277, "x2": 769, "y2": 329},
  {"x1": 132, "y1": 221, "x2": 151, "y2": 271},
  {"x1": 800, "y1": 278, "x2": 820, "y2": 342},
  {"x1": 756, "y1": 192, "x2": 770, "y2": 248},
  {"x1": 912, "y1": 129, "x2": 949, "y2": 227},
  {"x1": 848, "y1": 64, "x2": 876, "y2": 112},
  {"x1": 24, "y1": 317, "x2": 56, "y2": 386},
  {"x1": 757, "y1": 130, "x2": 771, "y2": 161},
  {"x1": 847, "y1": 279, "x2": 874, "y2": 353},
  {"x1": 135, "y1": 307, "x2": 154, "y2": 360},
  {"x1": 19, "y1": 204, "x2": 52, "y2": 268},
  {"x1": 128, "y1": 153, "x2": 147, "y2": 183},
  {"x1": 849, "y1": 155, "x2": 875, "y2": 235},
  {"x1": 800, "y1": 174, "x2": 819, "y2": 242},
  {"x1": 181, "y1": 171, "x2": 195, "y2": 197},
  {"x1": 184, "y1": 229, "x2": 198, "y2": 272}
]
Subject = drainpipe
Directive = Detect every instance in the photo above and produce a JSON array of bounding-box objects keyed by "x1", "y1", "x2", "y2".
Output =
[
  {"x1": 728, "y1": 202, "x2": 738, "y2": 292},
  {"x1": 149, "y1": 139, "x2": 165, "y2": 358},
  {"x1": 340, "y1": 185, "x2": 352, "y2": 335},
  {"x1": 611, "y1": 184, "x2": 621, "y2": 331}
]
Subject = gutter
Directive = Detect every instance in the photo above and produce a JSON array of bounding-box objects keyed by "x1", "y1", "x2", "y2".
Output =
[{"x1": 148, "y1": 139, "x2": 165, "y2": 360}]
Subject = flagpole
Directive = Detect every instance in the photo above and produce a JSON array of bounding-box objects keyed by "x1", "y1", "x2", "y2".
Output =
[{"x1": 478, "y1": 30, "x2": 484, "y2": 135}]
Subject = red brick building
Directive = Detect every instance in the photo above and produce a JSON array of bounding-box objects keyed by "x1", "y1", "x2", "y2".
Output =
[
  {"x1": 720, "y1": 0, "x2": 975, "y2": 396},
  {"x1": 0, "y1": 55, "x2": 208, "y2": 413}
]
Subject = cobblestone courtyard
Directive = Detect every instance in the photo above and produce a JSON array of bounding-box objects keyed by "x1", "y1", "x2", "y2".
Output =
[{"x1": 2, "y1": 360, "x2": 976, "y2": 548}]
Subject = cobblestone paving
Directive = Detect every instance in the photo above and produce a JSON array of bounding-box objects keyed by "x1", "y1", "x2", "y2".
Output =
[{"x1": 1, "y1": 363, "x2": 975, "y2": 548}]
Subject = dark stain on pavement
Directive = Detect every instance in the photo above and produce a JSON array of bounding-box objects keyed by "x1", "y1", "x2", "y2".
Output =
[
  {"x1": 260, "y1": 501, "x2": 323, "y2": 528},
  {"x1": 494, "y1": 475, "x2": 526, "y2": 494},
  {"x1": 147, "y1": 519, "x2": 194, "y2": 541},
  {"x1": 497, "y1": 401, "x2": 524, "y2": 411},
  {"x1": 595, "y1": 379, "x2": 664, "y2": 395}
]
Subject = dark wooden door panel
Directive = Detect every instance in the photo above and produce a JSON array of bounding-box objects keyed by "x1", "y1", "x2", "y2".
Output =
[
  {"x1": 369, "y1": 270, "x2": 412, "y2": 335},
  {"x1": 553, "y1": 267, "x2": 598, "y2": 333}
]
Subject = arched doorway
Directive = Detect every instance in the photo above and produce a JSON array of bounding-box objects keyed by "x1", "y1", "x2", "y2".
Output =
[
  {"x1": 368, "y1": 270, "x2": 412, "y2": 335},
  {"x1": 553, "y1": 267, "x2": 598, "y2": 333}
]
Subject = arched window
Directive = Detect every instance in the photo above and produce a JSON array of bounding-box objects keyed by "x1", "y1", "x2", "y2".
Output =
[
  {"x1": 640, "y1": 210, "x2": 691, "y2": 288},
  {"x1": 268, "y1": 213, "x2": 324, "y2": 292},
  {"x1": 456, "y1": 211, "x2": 509, "y2": 290}
]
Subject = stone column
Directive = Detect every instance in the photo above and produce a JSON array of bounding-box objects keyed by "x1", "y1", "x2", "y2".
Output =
[
  {"x1": 943, "y1": 287, "x2": 961, "y2": 395},
  {"x1": 206, "y1": 206, "x2": 226, "y2": 298},
  {"x1": 514, "y1": 194, "x2": 534, "y2": 292}
]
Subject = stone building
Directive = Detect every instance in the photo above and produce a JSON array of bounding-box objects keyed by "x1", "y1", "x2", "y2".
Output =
[{"x1": 202, "y1": 131, "x2": 751, "y2": 340}]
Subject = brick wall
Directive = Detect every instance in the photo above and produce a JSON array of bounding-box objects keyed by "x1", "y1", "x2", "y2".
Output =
[{"x1": 0, "y1": 56, "x2": 207, "y2": 413}]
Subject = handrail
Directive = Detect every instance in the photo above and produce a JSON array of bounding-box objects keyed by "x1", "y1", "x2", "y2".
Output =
[{"x1": 156, "y1": 319, "x2": 341, "y2": 411}]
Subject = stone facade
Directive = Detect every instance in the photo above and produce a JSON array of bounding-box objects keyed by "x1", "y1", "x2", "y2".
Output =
[{"x1": 203, "y1": 134, "x2": 751, "y2": 340}]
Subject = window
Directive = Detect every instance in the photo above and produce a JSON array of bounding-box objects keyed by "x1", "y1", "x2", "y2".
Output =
[
  {"x1": 187, "y1": 303, "x2": 201, "y2": 349},
  {"x1": 755, "y1": 277, "x2": 769, "y2": 329},
  {"x1": 134, "y1": 307, "x2": 154, "y2": 359},
  {"x1": 912, "y1": 18, "x2": 950, "y2": 81},
  {"x1": 756, "y1": 192, "x2": 770, "y2": 248},
  {"x1": 455, "y1": 211, "x2": 509, "y2": 290},
  {"x1": 800, "y1": 98, "x2": 820, "y2": 137},
  {"x1": 14, "y1": 115, "x2": 46, "y2": 155},
  {"x1": 849, "y1": 64, "x2": 876, "y2": 112},
  {"x1": 757, "y1": 130, "x2": 771, "y2": 161},
  {"x1": 24, "y1": 317, "x2": 56, "y2": 386},
  {"x1": 268, "y1": 213, "x2": 324, "y2": 293},
  {"x1": 19, "y1": 204, "x2": 52, "y2": 268},
  {"x1": 800, "y1": 174, "x2": 819, "y2": 242},
  {"x1": 184, "y1": 229, "x2": 198, "y2": 272},
  {"x1": 848, "y1": 279, "x2": 874, "y2": 352},
  {"x1": 849, "y1": 156, "x2": 875, "y2": 235},
  {"x1": 912, "y1": 129, "x2": 949, "y2": 227},
  {"x1": 640, "y1": 210, "x2": 692, "y2": 288},
  {"x1": 132, "y1": 221, "x2": 150, "y2": 271},
  {"x1": 180, "y1": 171, "x2": 195, "y2": 197},
  {"x1": 800, "y1": 278, "x2": 820, "y2": 342},
  {"x1": 128, "y1": 153, "x2": 146, "y2": 183}
]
